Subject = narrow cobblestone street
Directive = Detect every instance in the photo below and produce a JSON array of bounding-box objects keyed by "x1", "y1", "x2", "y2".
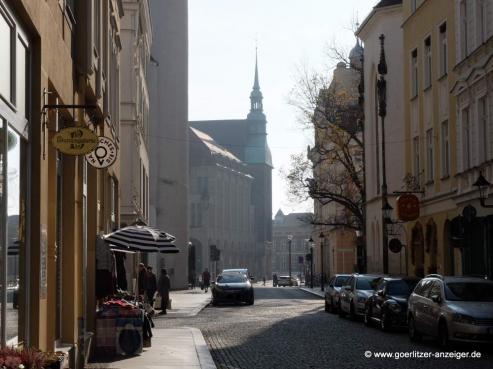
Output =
[{"x1": 154, "y1": 285, "x2": 493, "y2": 369}]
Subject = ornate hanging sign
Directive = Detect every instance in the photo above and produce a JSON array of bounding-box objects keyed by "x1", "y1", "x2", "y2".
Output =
[
  {"x1": 388, "y1": 238, "x2": 403, "y2": 253},
  {"x1": 51, "y1": 127, "x2": 99, "y2": 155},
  {"x1": 85, "y1": 136, "x2": 118, "y2": 169},
  {"x1": 396, "y1": 194, "x2": 420, "y2": 222}
]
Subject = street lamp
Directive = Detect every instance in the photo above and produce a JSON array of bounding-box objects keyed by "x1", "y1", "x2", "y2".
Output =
[
  {"x1": 319, "y1": 232, "x2": 325, "y2": 292},
  {"x1": 287, "y1": 235, "x2": 293, "y2": 281},
  {"x1": 473, "y1": 171, "x2": 493, "y2": 208},
  {"x1": 308, "y1": 237, "x2": 314, "y2": 288},
  {"x1": 378, "y1": 34, "x2": 389, "y2": 274}
]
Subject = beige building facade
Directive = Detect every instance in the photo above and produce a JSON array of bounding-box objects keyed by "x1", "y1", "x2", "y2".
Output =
[
  {"x1": 0, "y1": 1, "x2": 123, "y2": 368},
  {"x1": 357, "y1": 0, "x2": 406, "y2": 275}
]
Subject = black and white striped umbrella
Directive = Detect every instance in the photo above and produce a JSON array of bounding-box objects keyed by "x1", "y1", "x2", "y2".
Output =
[{"x1": 103, "y1": 225, "x2": 179, "y2": 253}]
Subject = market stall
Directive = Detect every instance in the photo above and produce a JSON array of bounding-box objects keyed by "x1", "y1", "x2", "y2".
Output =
[{"x1": 93, "y1": 225, "x2": 179, "y2": 357}]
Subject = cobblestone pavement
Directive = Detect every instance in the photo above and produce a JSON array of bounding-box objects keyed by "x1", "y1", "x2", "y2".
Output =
[{"x1": 154, "y1": 285, "x2": 493, "y2": 369}]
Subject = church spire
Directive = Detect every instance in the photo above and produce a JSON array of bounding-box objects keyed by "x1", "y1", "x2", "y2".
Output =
[{"x1": 250, "y1": 49, "x2": 263, "y2": 114}]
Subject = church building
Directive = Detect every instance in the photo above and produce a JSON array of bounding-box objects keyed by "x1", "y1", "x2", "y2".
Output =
[{"x1": 190, "y1": 56, "x2": 273, "y2": 278}]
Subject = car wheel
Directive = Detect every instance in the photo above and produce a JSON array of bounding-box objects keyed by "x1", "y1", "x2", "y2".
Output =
[
  {"x1": 325, "y1": 300, "x2": 330, "y2": 313},
  {"x1": 212, "y1": 299, "x2": 218, "y2": 307},
  {"x1": 438, "y1": 320, "x2": 449, "y2": 348},
  {"x1": 408, "y1": 315, "x2": 422, "y2": 342},
  {"x1": 380, "y1": 311, "x2": 390, "y2": 332},
  {"x1": 332, "y1": 299, "x2": 339, "y2": 314},
  {"x1": 364, "y1": 306, "x2": 372, "y2": 326}
]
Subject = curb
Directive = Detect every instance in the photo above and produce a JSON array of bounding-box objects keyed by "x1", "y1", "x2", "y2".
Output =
[
  {"x1": 154, "y1": 296, "x2": 212, "y2": 318},
  {"x1": 189, "y1": 327, "x2": 217, "y2": 369},
  {"x1": 299, "y1": 287, "x2": 325, "y2": 298}
]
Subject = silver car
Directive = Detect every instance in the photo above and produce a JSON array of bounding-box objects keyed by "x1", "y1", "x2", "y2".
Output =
[
  {"x1": 325, "y1": 274, "x2": 351, "y2": 313},
  {"x1": 339, "y1": 274, "x2": 382, "y2": 319},
  {"x1": 408, "y1": 275, "x2": 493, "y2": 346}
]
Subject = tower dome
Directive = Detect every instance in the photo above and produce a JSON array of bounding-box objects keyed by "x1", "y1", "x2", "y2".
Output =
[{"x1": 349, "y1": 39, "x2": 364, "y2": 69}]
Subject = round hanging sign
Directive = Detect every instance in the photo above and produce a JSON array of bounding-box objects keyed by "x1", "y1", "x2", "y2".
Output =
[
  {"x1": 85, "y1": 136, "x2": 118, "y2": 169},
  {"x1": 388, "y1": 238, "x2": 403, "y2": 253},
  {"x1": 396, "y1": 194, "x2": 420, "y2": 222},
  {"x1": 52, "y1": 127, "x2": 99, "y2": 155}
]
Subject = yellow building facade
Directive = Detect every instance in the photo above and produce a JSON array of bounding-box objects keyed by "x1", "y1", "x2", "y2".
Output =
[
  {"x1": 402, "y1": 0, "x2": 459, "y2": 277},
  {"x1": 0, "y1": 1, "x2": 122, "y2": 368}
]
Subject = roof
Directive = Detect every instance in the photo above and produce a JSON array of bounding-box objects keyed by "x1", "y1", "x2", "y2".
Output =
[
  {"x1": 190, "y1": 127, "x2": 242, "y2": 163},
  {"x1": 374, "y1": 0, "x2": 402, "y2": 8}
]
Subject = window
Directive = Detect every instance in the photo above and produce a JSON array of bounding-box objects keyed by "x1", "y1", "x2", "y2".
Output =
[
  {"x1": 439, "y1": 22, "x2": 447, "y2": 77},
  {"x1": 478, "y1": 0, "x2": 486, "y2": 44},
  {"x1": 441, "y1": 120, "x2": 450, "y2": 177},
  {"x1": 478, "y1": 96, "x2": 488, "y2": 163},
  {"x1": 460, "y1": 0, "x2": 468, "y2": 58},
  {"x1": 426, "y1": 129, "x2": 434, "y2": 181},
  {"x1": 413, "y1": 136, "x2": 420, "y2": 179},
  {"x1": 424, "y1": 37, "x2": 432, "y2": 88},
  {"x1": 411, "y1": 0, "x2": 418, "y2": 12},
  {"x1": 462, "y1": 107, "x2": 471, "y2": 170},
  {"x1": 0, "y1": 10, "x2": 12, "y2": 101},
  {"x1": 411, "y1": 49, "x2": 418, "y2": 97}
]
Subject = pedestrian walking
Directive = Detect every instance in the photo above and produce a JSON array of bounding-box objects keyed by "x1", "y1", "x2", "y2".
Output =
[
  {"x1": 262, "y1": 276, "x2": 266, "y2": 286},
  {"x1": 157, "y1": 268, "x2": 171, "y2": 314},
  {"x1": 146, "y1": 266, "x2": 157, "y2": 306},
  {"x1": 202, "y1": 268, "x2": 211, "y2": 293},
  {"x1": 138, "y1": 262, "x2": 148, "y2": 297}
]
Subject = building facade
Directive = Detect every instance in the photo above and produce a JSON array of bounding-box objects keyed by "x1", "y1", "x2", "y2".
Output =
[
  {"x1": 190, "y1": 56, "x2": 273, "y2": 279},
  {"x1": 402, "y1": 0, "x2": 458, "y2": 278},
  {"x1": 450, "y1": 0, "x2": 493, "y2": 278},
  {"x1": 309, "y1": 46, "x2": 362, "y2": 278},
  {"x1": 189, "y1": 127, "x2": 255, "y2": 279},
  {"x1": 272, "y1": 211, "x2": 314, "y2": 279},
  {"x1": 119, "y1": 0, "x2": 151, "y2": 226},
  {"x1": 357, "y1": 0, "x2": 406, "y2": 275},
  {"x1": 148, "y1": 0, "x2": 189, "y2": 289},
  {"x1": 0, "y1": 1, "x2": 123, "y2": 368}
]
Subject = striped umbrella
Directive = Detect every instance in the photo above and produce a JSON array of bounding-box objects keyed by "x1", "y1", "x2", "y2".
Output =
[{"x1": 102, "y1": 225, "x2": 179, "y2": 253}]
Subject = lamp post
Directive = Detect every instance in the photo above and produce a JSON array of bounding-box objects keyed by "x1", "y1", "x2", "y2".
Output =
[
  {"x1": 320, "y1": 232, "x2": 325, "y2": 292},
  {"x1": 378, "y1": 34, "x2": 389, "y2": 274},
  {"x1": 473, "y1": 171, "x2": 493, "y2": 208},
  {"x1": 308, "y1": 237, "x2": 314, "y2": 288},
  {"x1": 287, "y1": 235, "x2": 293, "y2": 280}
]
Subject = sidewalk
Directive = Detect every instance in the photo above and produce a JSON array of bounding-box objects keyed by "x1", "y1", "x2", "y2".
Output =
[
  {"x1": 88, "y1": 327, "x2": 216, "y2": 369},
  {"x1": 88, "y1": 289, "x2": 215, "y2": 369},
  {"x1": 299, "y1": 286, "x2": 325, "y2": 298},
  {"x1": 158, "y1": 289, "x2": 212, "y2": 318}
]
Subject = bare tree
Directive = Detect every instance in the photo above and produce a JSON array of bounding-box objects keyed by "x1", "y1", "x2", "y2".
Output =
[{"x1": 285, "y1": 56, "x2": 364, "y2": 231}]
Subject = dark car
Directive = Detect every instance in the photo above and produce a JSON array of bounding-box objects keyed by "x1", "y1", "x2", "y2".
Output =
[
  {"x1": 212, "y1": 273, "x2": 254, "y2": 306},
  {"x1": 364, "y1": 277, "x2": 420, "y2": 331},
  {"x1": 325, "y1": 274, "x2": 351, "y2": 313}
]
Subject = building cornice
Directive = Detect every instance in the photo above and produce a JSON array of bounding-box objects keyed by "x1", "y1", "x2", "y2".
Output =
[{"x1": 356, "y1": 4, "x2": 402, "y2": 40}]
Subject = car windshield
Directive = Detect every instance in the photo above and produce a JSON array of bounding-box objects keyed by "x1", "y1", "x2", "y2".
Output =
[
  {"x1": 356, "y1": 277, "x2": 379, "y2": 290},
  {"x1": 334, "y1": 276, "x2": 349, "y2": 287},
  {"x1": 387, "y1": 280, "x2": 417, "y2": 296},
  {"x1": 444, "y1": 282, "x2": 493, "y2": 302},
  {"x1": 217, "y1": 274, "x2": 247, "y2": 283}
]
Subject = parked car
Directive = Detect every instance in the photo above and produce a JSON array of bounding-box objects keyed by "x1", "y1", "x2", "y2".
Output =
[
  {"x1": 339, "y1": 274, "x2": 382, "y2": 319},
  {"x1": 364, "y1": 277, "x2": 420, "y2": 331},
  {"x1": 277, "y1": 275, "x2": 292, "y2": 287},
  {"x1": 291, "y1": 277, "x2": 300, "y2": 286},
  {"x1": 324, "y1": 274, "x2": 351, "y2": 313},
  {"x1": 407, "y1": 274, "x2": 493, "y2": 346},
  {"x1": 212, "y1": 272, "x2": 254, "y2": 306}
]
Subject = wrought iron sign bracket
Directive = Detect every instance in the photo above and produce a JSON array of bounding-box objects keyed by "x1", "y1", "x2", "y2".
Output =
[{"x1": 41, "y1": 89, "x2": 99, "y2": 159}]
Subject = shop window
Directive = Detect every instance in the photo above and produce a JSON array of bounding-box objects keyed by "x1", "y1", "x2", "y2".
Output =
[{"x1": 0, "y1": 10, "x2": 12, "y2": 101}]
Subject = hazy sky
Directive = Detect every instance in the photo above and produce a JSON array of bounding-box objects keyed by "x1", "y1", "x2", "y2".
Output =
[{"x1": 189, "y1": 0, "x2": 378, "y2": 216}]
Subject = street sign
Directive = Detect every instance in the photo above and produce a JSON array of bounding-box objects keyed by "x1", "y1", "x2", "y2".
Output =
[
  {"x1": 388, "y1": 238, "x2": 403, "y2": 253},
  {"x1": 396, "y1": 194, "x2": 420, "y2": 221},
  {"x1": 52, "y1": 127, "x2": 99, "y2": 155},
  {"x1": 85, "y1": 136, "x2": 118, "y2": 169}
]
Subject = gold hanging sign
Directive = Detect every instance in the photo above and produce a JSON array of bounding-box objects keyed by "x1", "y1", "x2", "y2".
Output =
[{"x1": 52, "y1": 127, "x2": 99, "y2": 155}]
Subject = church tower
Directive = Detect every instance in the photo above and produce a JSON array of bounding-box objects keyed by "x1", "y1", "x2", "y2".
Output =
[{"x1": 244, "y1": 52, "x2": 273, "y2": 277}]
